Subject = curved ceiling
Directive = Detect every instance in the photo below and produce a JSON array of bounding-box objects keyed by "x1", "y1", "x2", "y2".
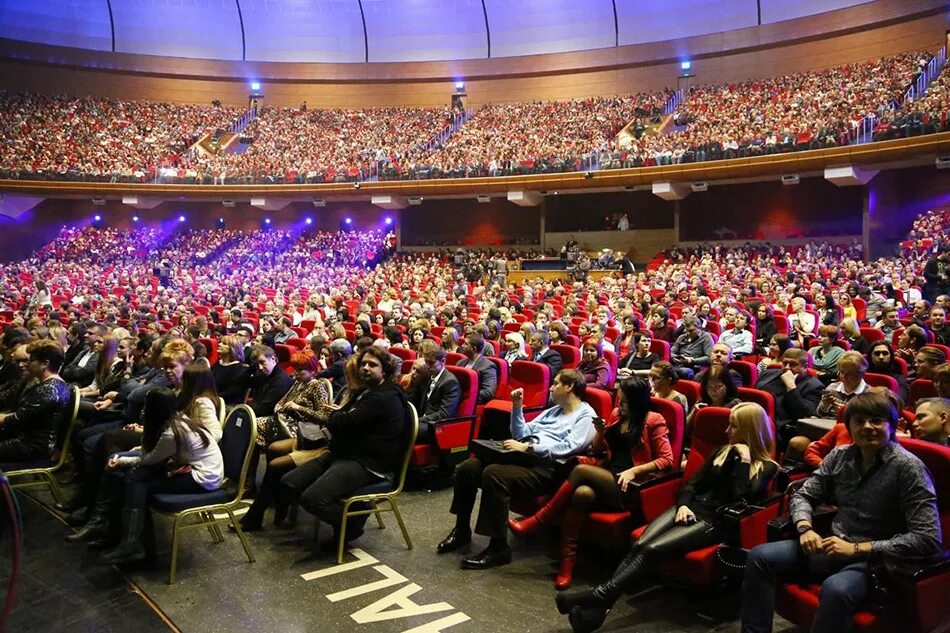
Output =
[{"x1": 0, "y1": 0, "x2": 873, "y2": 63}]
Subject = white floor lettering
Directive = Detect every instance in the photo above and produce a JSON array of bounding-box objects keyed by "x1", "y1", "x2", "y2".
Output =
[
  {"x1": 401, "y1": 612, "x2": 471, "y2": 633},
  {"x1": 351, "y1": 583, "x2": 454, "y2": 624},
  {"x1": 327, "y1": 565, "x2": 408, "y2": 602}
]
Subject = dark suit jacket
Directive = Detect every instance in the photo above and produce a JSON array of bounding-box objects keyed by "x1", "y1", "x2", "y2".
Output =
[
  {"x1": 248, "y1": 365, "x2": 294, "y2": 417},
  {"x1": 318, "y1": 358, "x2": 346, "y2": 392},
  {"x1": 61, "y1": 348, "x2": 98, "y2": 387},
  {"x1": 755, "y1": 369, "x2": 824, "y2": 427},
  {"x1": 458, "y1": 355, "x2": 497, "y2": 404},
  {"x1": 327, "y1": 383, "x2": 409, "y2": 477},
  {"x1": 532, "y1": 348, "x2": 563, "y2": 376},
  {"x1": 409, "y1": 369, "x2": 461, "y2": 423}
]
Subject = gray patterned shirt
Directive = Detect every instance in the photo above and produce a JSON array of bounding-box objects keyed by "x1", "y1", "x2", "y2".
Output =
[{"x1": 790, "y1": 442, "x2": 943, "y2": 562}]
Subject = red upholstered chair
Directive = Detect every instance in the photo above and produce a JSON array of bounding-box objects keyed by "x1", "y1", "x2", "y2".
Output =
[
  {"x1": 729, "y1": 360, "x2": 759, "y2": 387},
  {"x1": 705, "y1": 321, "x2": 723, "y2": 338},
  {"x1": 774, "y1": 315, "x2": 789, "y2": 335},
  {"x1": 774, "y1": 438, "x2": 950, "y2": 633},
  {"x1": 552, "y1": 344, "x2": 581, "y2": 369},
  {"x1": 603, "y1": 349, "x2": 619, "y2": 389},
  {"x1": 410, "y1": 366, "x2": 478, "y2": 467},
  {"x1": 630, "y1": 406, "x2": 781, "y2": 588},
  {"x1": 471, "y1": 357, "x2": 509, "y2": 439},
  {"x1": 909, "y1": 379, "x2": 938, "y2": 408},
  {"x1": 865, "y1": 372, "x2": 899, "y2": 393},
  {"x1": 860, "y1": 327, "x2": 885, "y2": 343},
  {"x1": 444, "y1": 351, "x2": 466, "y2": 366},
  {"x1": 389, "y1": 346, "x2": 416, "y2": 363},
  {"x1": 895, "y1": 357, "x2": 909, "y2": 376},
  {"x1": 650, "y1": 339, "x2": 671, "y2": 362},
  {"x1": 284, "y1": 337, "x2": 308, "y2": 351},
  {"x1": 199, "y1": 337, "x2": 218, "y2": 366},
  {"x1": 738, "y1": 387, "x2": 776, "y2": 421},
  {"x1": 582, "y1": 387, "x2": 613, "y2": 421},
  {"x1": 274, "y1": 344, "x2": 294, "y2": 373}
]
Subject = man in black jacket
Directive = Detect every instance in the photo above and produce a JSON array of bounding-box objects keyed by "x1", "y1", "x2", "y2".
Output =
[
  {"x1": 281, "y1": 346, "x2": 410, "y2": 548},
  {"x1": 247, "y1": 345, "x2": 293, "y2": 419},
  {"x1": 457, "y1": 332, "x2": 497, "y2": 404},
  {"x1": 318, "y1": 338, "x2": 351, "y2": 393},
  {"x1": 408, "y1": 340, "x2": 461, "y2": 445},
  {"x1": 529, "y1": 331, "x2": 563, "y2": 376},
  {"x1": 61, "y1": 323, "x2": 106, "y2": 387},
  {"x1": 755, "y1": 348, "x2": 824, "y2": 447}
]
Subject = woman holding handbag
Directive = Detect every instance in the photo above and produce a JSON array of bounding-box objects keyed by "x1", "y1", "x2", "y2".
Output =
[
  {"x1": 508, "y1": 377, "x2": 674, "y2": 589},
  {"x1": 555, "y1": 401, "x2": 778, "y2": 632}
]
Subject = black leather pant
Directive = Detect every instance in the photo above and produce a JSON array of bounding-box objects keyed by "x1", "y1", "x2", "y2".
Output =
[{"x1": 597, "y1": 506, "x2": 722, "y2": 603}]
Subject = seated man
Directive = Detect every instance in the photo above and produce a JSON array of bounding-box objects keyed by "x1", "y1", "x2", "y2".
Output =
[
  {"x1": 755, "y1": 348, "x2": 824, "y2": 447},
  {"x1": 280, "y1": 346, "x2": 410, "y2": 548},
  {"x1": 929, "y1": 306, "x2": 950, "y2": 346},
  {"x1": 671, "y1": 316, "x2": 714, "y2": 379},
  {"x1": 913, "y1": 397, "x2": 950, "y2": 446},
  {"x1": 0, "y1": 340, "x2": 72, "y2": 464},
  {"x1": 457, "y1": 332, "x2": 498, "y2": 405},
  {"x1": 529, "y1": 330, "x2": 563, "y2": 376},
  {"x1": 741, "y1": 391, "x2": 944, "y2": 633},
  {"x1": 408, "y1": 340, "x2": 461, "y2": 446},
  {"x1": 436, "y1": 369, "x2": 596, "y2": 570},
  {"x1": 695, "y1": 342, "x2": 745, "y2": 386}
]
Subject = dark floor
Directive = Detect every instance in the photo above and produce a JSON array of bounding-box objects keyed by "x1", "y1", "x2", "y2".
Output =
[{"x1": 6, "y1": 481, "x2": 800, "y2": 633}]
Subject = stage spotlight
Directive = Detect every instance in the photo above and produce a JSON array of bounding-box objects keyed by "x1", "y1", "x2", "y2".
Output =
[
  {"x1": 344, "y1": 217, "x2": 352, "y2": 225},
  {"x1": 305, "y1": 217, "x2": 313, "y2": 225},
  {"x1": 132, "y1": 216, "x2": 139, "y2": 222},
  {"x1": 250, "y1": 81, "x2": 261, "y2": 92},
  {"x1": 94, "y1": 215, "x2": 101, "y2": 221},
  {"x1": 178, "y1": 215, "x2": 186, "y2": 222},
  {"x1": 385, "y1": 217, "x2": 393, "y2": 225},
  {"x1": 264, "y1": 218, "x2": 271, "y2": 225},
  {"x1": 681, "y1": 60, "x2": 692, "y2": 71}
]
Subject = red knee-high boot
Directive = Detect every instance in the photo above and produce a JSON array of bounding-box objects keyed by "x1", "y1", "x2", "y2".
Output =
[
  {"x1": 555, "y1": 508, "x2": 586, "y2": 590},
  {"x1": 508, "y1": 480, "x2": 574, "y2": 536}
]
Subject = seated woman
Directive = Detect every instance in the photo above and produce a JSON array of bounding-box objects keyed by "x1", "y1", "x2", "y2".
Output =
[
  {"x1": 757, "y1": 334, "x2": 792, "y2": 375},
  {"x1": 613, "y1": 315, "x2": 639, "y2": 360},
  {"x1": 93, "y1": 387, "x2": 224, "y2": 565},
  {"x1": 577, "y1": 338, "x2": 611, "y2": 390},
  {"x1": 0, "y1": 340, "x2": 71, "y2": 464},
  {"x1": 838, "y1": 292, "x2": 858, "y2": 322},
  {"x1": 838, "y1": 318, "x2": 869, "y2": 356},
  {"x1": 648, "y1": 361, "x2": 689, "y2": 414},
  {"x1": 556, "y1": 402, "x2": 778, "y2": 632},
  {"x1": 618, "y1": 332, "x2": 658, "y2": 378},
  {"x1": 686, "y1": 365, "x2": 741, "y2": 438},
  {"x1": 787, "y1": 297, "x2": 816, "y2": 348},
  {"x1": 753, "y1": 305, "x2": 777, "y2": 356},
  {"x1": 815, "y1": 293, "x2": 840, "y2": 326},
  {"x1": 718, "y1": 310, "x2": 754, "y2": 357},
  {"x1": 913, "y1": 346, "x2": 946, "y2": 383},
  {"x1": 77, "y1": 334, "x2": 130, "y2": 404},
  {"x1": 238, "y1": 351, "x2": 335, "y2": 531},
  {"x1": 508, "y1": 377, "x2": 673, "y2": 589},
  {"x1": 210, "y1": 335, "x2": 250, "y2": 405},
  {"x1": 809, "y1": 325, "x2": 845, "y2": 383},
  {"x1": 502, "y1": 332, "x2": 528, "y2": 365},
  {"x1": 648, "y1": 308, "x2": 676, "y2": 344}
]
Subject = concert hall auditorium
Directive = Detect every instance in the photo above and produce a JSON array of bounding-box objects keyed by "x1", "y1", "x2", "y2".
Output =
[{"x1": 1, "y1": 1, "x2": 949, "y2": 632}]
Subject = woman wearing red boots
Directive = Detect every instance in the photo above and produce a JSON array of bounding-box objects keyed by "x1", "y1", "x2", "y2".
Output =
[{"x1": 508, "y1": 377, "x2": 674, "y2": 588}]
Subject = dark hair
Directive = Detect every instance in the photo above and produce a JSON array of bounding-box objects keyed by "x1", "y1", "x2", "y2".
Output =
[
  {"x1": 2, "y1": 327, "x2": 30, "y2": 350},
  {"x1": 902, "y1": 326, "x2": 928, "y2": 351},
  {"x1": 771, "y1": 334, "x2": 792, "y2": 355},
  {"x1": 617, "y1": 377, "x2": 651, "y2": 448},
  {"x1": 384, "y1": 325, "x2": 403, "y2": 345},
  {"x1": 651, "y1": 360, "x2": 678, "y2": 383},
  {"x1": 27, "y1": 339, "x2": 65, "y2": 373},
  {"x1": 178, "y1": 363, "x2": 220, "y2": 417},
  {"x1": 141, "y1": 387, "x2": 180, "y2": 453},
  {"x1": 555, "y1": 368, "x2": 587, "y2": 398},
  {"x1": 699, "y1": 365, "x2": 739, "y2": 404},
  {"x1": 94, "y1": 334, "x2": 119, "y2": 387},
  {"x1": 358, "y1": 345, "x2": 399, "y2": 382},
  {"x1": 843, "y1": 391, "x2": 899, "y2": 440}
]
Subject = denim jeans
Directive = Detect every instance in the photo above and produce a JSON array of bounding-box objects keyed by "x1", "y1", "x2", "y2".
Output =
[{"x1": 741, "y1": 539, "x2": 870, "y2": 633}]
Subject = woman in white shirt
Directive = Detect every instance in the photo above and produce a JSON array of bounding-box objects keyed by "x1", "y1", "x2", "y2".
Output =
[
  {"x1": 787, "y1": 297, "x2": 816, "y2": 348},
  {"x1": 97, "y1": 387, "x2": 224, "y2": 565}
]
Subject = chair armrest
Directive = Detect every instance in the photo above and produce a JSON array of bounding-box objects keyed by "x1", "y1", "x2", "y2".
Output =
[
  {"x1": 767, "y1": 505, "x2": 839, "y2": 542},
  {"x1": 431, "y1": 414, "x2": 476, "y2": 426},
  {"x1": 775, "y1": 464, "x2": 811, "y2": 494},
  {"x1": 638, "y1": 473, "x2": 685, "y2": 522},
  {"x1": 719, "y1": 493, "x2": 784, "y2": 548},
  {"x1": 628, "y1": 469, "x2": 683, "y2": 491}
]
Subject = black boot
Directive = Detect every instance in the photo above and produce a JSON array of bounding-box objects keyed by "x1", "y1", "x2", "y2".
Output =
[
  {"x1": 556, "y1": 546, "x2": 647, "y2": 614},
  {"x1": 568, "y1": 606, "x2": 610, "y2": 633},
  {"x1": 54, "y1": 494, "x2": 88, "y2": 514},
  {"x1": 98, "y1": 509, "x2": 147, "y2": 565},
  {"x1": 65, "y1": 491, "x2": 113, "y2": 543}
]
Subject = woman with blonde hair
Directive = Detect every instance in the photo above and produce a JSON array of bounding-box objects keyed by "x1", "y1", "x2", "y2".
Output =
[
  {"x1": 211, "y1": 334, "x2": 250, "y2": 405},
  {"x1": 503, "y1": 332, "x2": 528, "y2": 365},
  {"x1": 556, "y1": 402, "x2": 777, "y2": 632}
]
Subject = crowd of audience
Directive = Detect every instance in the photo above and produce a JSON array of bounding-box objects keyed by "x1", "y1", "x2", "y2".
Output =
[
  {"x1": 0, "y1": 93, "x2": 240, "y2": 181},
  {"x1": 0, "y1": 206, "x2": 947, "y2": 632},
  {"x1": 1, "y1": 47, "x2": 943, "y2": 185}
]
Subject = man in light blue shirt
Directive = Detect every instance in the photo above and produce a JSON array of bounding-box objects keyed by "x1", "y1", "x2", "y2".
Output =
[{"x1": 437, "y1": 369, "x2": 597, "y2": 570}]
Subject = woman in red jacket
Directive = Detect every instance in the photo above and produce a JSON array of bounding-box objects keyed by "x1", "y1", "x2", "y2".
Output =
[{"x1": 508, "y1": 377, "x2": 673, "y2": 589}]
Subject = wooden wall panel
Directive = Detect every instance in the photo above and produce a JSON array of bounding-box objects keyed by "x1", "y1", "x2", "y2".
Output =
[{"x1": 0, "y1": 5, "x2": 945, "y2": 107}]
